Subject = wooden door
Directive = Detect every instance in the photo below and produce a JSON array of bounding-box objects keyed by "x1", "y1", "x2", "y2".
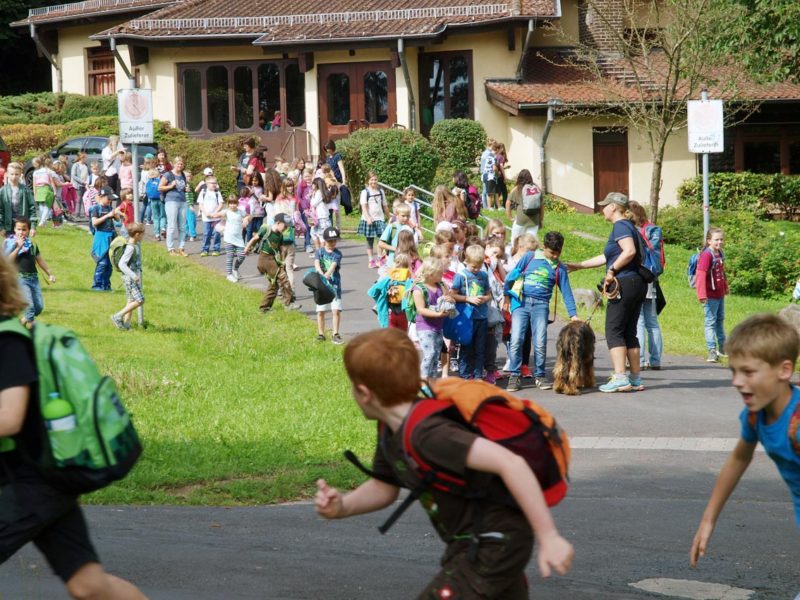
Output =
[
  {"x1": 318, "y1": 61, "x2": 396, "y2": 145},
  {"x1": 593, "y1": 128, "x2": 629, "y2": 211}
]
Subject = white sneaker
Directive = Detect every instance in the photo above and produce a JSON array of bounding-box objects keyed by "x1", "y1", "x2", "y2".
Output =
[
  {"x1": 226, "y1": 273, "x2": 238, "y2": 283},
  {"x1": 232, "y1": 269, "x2": 240, "y2": 281}
]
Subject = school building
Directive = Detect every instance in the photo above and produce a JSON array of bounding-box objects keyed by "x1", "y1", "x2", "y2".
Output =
[{"x1": 13, "y1": 0, "x2": 800, "y2": 211}]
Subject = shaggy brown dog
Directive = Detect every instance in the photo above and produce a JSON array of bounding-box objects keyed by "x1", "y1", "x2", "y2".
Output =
[{"x1": 553, "y1": 321, "x2": 596, "y2": 395}]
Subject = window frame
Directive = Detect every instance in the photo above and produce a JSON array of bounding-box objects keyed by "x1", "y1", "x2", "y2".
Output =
[
  {"x1": 707, "y1": 126, "x2": 800, "y2": 175},
  {"x1": 177, "y1": 59, "x2": 303, "y2": 136},
  {"x1": 418, "y1": 50, "x2": 474, "y2": 137},
  {"x1": 87, "y1": 47, "x2": 116, "y2": 97}
]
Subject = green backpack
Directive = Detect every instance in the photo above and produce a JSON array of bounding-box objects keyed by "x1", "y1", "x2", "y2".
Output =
[
  {"x1": 401, "y1": 281, "x2": 444, "y2": 324},
  {"x1": 0, "y1": 319, "x2": 142, "y2": 494},
  {"x1": 108, "y1": 236, "x2": 128, "y2": 272}
]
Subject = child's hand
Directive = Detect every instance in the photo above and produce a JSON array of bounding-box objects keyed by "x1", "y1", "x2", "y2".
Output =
[
  {"x1": 467, "y1": 295, "x2": 483, "y2": 306},
  {"x1": 48, "y1": 274, "x2": 56, "y2": 284},
  {"x1": 132, "y1": 275, "x2": 140, "y2": 284},
  {"x1": 689, "y1": 521, "x2": 714, "y2": 567},
  {"x1": 315, "y1": 479, "x2": 344, "y2": 519},
  {"x1": 536, "y1": 532, "x2": 574, "y2": 577}
]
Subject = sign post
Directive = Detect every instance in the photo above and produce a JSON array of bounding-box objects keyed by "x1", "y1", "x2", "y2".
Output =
[{"x1": 687, "y1": 91, "x2": 724, "y2": 241}]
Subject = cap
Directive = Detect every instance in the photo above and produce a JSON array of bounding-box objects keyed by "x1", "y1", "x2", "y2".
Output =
[
  {"x1": 203, "y1": 167, "x2": 214, "y2": 176},
  {"x1": 273, "y1": 213, "x2": 292, "y2": 226},
  {"x1": 598, "y1": 192, "x2": 629, "y2": 208},
  {"x1": 322, "y1": 227, "x2": 340, "y2": 241},
  {"x1": 435, "y1": 221, "x2": 454, "y2": 233},
  {"x1": 144, "y1": 153, "x2": 155, "y2": 159}
]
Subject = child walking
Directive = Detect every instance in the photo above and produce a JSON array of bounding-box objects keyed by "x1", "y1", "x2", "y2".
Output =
[
  {"x1": 310, "y1": 177, "x2": 333, "y2": 251},
  {"x1": 145, "y1": 168, "x2": 165, "y2": 241},
  {"x1": 696, "y1": 226, "x2": 729, "y2": 363},
  {"x1": 184, "y1": 169, "x2": 197, "y2": 242},
  {"x1": 213, "y1": 195, "x2": 249, "y2": 283},
  {"x1": 357, "y1": 172, "x2": 388, "y2": 268},
  {"x1": 690, "y1": 313, "x2": 800, "y2": 567},
  {"x1": 88, "y1": 188, "x2": 121, "y2": 291},
  {"x1": 245, "y1": 213, "x2": 298, "y2": 313},
  {"x1": 3, "y1": 217, "x2": 55, "y2": 327},
  {"x1": 111, "y1": 223, "x2": 145, "y2": 331},
  {"x1": 412, "y1": 256, "x2": 454, "y2": 379},
  {"x1": 198, "y1": 175, "x2": 223, "y2": 257},
  {"x1": 314, "y1": 227, "x2": 344, "y2": 344},
  {"x1": 450, "y1": 245, "x2": 493, "y2": 380},
  {"x1": 315, "y1": 328, "x2": 574, "y2": 598}
]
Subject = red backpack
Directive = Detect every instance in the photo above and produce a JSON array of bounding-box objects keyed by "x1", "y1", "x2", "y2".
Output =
[
  {"x1": 346, "y1": 378, "x2": 570, "y2": 534},
  {"x1": 465, "y1": 185, "x2": 481, "y2": 219}
]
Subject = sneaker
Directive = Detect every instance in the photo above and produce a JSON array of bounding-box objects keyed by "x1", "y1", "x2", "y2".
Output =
[
  {"x1": 226, "y1": 274, "x2": 238, "y2": 283},
  {"x1": 155, "y1": 235, "x2": 161, "y2": 242},
  {"x1": 305, "y1": 246, "x2": 314, "y2": 253},
  {"x1": 316, "y1": 334, "x2": 326, "y2": 342},
  {"x1": 178, "y1": 248, "x2": 188, "y2": 257},
  {"x1": 190, "y1": 237, "x2": 197, "y2": 242},
  {"x1": 285, "y1": 303, "x2": 301, "y2": 311},
  {"x1": 368, "y1": 258, "x2": 377, "y2": 269},
  {"x1": 211, "y1": 251, "x2": 220, "y2": 257},
  {"x1": 168, "y1": 249, "x2": 178, "y2": 256},
  {"x1": 599, "y1": 375, "x2": 633, "y2": 393},
  {"x1": 449, "y1": 358, "x2": 459, "y2": 372},
  {"x1": 649, "y1": 364, "x2": 661, "y2": 371},
  {"x1": 483, "y1": 372, "x2": 497, "y2": 385},
  {"x1": 506, "y1": 375, "x2": 521, "y2": 392},
  {"x1": 716, "y1": 351, "x2": 728, "y2": 359},
  {"x1": 492, "y1": 370, "x2": 506, "y2": 380},
  {"x1": 232, "y1": 269, "x2": 240, "y2": 281},
  {"x1": 200, "y1": 251, "x2": 208, "y2": 257},
  {"x1": 629, "y1": 375, "x2": 645, "y2": 391},
  {"x1": 534, "y1": 377, "x2": 553, "y2": 390},
  {"x1": 502, "y1": 360, "x2": 512, "y2": 373},
  {"x1": 110, "y1": 314, "x2": 126, "y2": 330},
  {"x1": 706, "y1": 350, "x2": 719, "y2": 363},
  {"x1": 332, "y1": 333, "x2": 344, "y2": 345},
  {"x1": 520, "y1": 365, "x2": 533, "y2": 379}
]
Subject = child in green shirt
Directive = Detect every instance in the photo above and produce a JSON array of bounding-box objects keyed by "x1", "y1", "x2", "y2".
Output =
[{"x1": 245, "y1": 213, "x2": 299, "y2": 313}]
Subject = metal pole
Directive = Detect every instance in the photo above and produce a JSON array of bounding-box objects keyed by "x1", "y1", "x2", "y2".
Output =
[
  {"x1": 127, "y1": 75, "x2": 145, "y2": 327},
  {"x1": 701, "y1": 89, "x2": 710, "y2": 242}
]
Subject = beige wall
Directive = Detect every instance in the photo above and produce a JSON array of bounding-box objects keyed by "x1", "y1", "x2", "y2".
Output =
[
  {"x1": 532, "y1": 0, "x2": 580, "y2": 47},
  {"x1": 55, "y1": 24, "x2": 103, "y2": 94},
  {"x1": 629, "y1": 127, "x2": 695, "y2": 206}
]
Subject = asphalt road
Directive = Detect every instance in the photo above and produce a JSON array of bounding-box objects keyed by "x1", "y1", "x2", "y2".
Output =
[{"x1": 2, "y1": 234, "x2": 797, "y2": 599}]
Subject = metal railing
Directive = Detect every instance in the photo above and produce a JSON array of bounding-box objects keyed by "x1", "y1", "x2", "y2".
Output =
[{"x1": 29, "y1": 0, "x2": 169, "y2": 18}]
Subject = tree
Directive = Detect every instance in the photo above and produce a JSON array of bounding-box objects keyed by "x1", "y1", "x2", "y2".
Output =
[
  {"x1": 0, "y1": 0, "x2": 54, "y2": 94},
  {"x1": 546, "y1": 0, "x2": 755, "y2": 222}
]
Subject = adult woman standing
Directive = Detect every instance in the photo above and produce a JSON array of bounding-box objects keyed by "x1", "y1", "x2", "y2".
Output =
[
  {"x1": 568, "y1": 192, "x2": 647, "y2": 393},
  {"x1": 70, "y1": 152, "x2": 89, "y2": 218},
  {"x1": 431, "y1": 185, "x2": 467, "y2": 225},
  {"x1": 101, "y1": 135, "x2": 125, "y2": 194},
  {"x1": 506, "y1": 169, "x2": 544, "y2": 248},
  {"x1": 232, "y1": 138, "x2": 260, "y2": 188},
  {"x1": 158, "y1": 156, "x2": 188, "y2": 256}
]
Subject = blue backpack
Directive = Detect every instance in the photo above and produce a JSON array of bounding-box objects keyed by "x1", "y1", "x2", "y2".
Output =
[
  {"x1": 638, "y1": 224, "x2": 664, "y2": 278},
  {"x1": 688, "y1": 248, "x2": 722, "y2": 288},
  {"x1": 145, "y1": 177, "x2": 160, "y2": 200}
]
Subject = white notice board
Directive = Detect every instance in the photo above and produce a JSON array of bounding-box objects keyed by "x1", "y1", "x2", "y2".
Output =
[
  {"x1": 687, "y1": 99, "x2": 724, "y2": 153},
  {"x1": 118, "y1": 89, "x2": 154, "y2": 145}
]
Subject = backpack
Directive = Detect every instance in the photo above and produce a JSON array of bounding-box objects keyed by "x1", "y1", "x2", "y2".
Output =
[
  {"x1": 747, "y1": 400, "x2": 800, "y2": 456},
  {"x1": 401, "y1": 281, "x2": 443, "y2": 324},
  {"x1": 465, "y1": 185, "x2": 481, "y2": 220},
  {"x1": 108, "y1": 236, "x2": 129, "y2": 272},
  {"x1": 344, "y1": 378, "x2": 570, "y2": 535},
  {"x1": 639, "y1": 224, "x2": 665, "y2": 278},
  {"x1": 521, "y1": 184, "x2": 542, "y2": 213},
  {"x1": 688, "y1": 248, "x2": 721, "y2": 288},
  {"x1": 0, "y1": 320, "x2": 142, "y2": 494},
  {"x1": 145, "y1": 177, "x2": 160, "y2": 199}
]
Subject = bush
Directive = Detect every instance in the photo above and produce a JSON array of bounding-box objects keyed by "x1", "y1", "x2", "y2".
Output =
[
  {"x1": 0, "y1": 93, "x2": 117, "y2": 126},
  {"x1": 338, "y1": 128, "x2": 438, "y2": 194},
  {"x1": 162, "y1": 134, "x2": 248, "y2": 195},
  {"x1": 61, "y1": 116, "x2": 119, "y2": 138},
  {"x1": 58, "y1": 95, "x2": 117, "y2": 122},
  {"x1": 544, "y1": 194, "x2": 576, "y2": 214},
  {"x1": 659, "y1": 205, "x2": 800, "y2": 298},
  {"x1": 429, "y1": 119, "x2": 486, "y2": 173},
  {"x1": 0, "y1": 124, "x2": 64, "y2": 157},
  {"x1": 677, "y1": 172, "x2": 800, "y2": 219}
]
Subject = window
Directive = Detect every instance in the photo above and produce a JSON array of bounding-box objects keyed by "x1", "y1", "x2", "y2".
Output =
[
  {"x1": 83, "y1": 138, "x2": 107, "y2": 154},
  {"x1": 56, "y1": 139, "x2": 84, "y2": 156},
  {"x1": 178, "y1": 60, "x2": 305, "y2": 135},
  {"x1": 419, "y1": 51, "x2": 473, "y2": 136},
  {"x1": 707, "y1": 126, "x2": 800, "y2": 175},
  {"x1": 87, "y1": 48, "x2": 115, "y2": 96},
  {"x1": 743, "y1": 141, "x2": 780, "y2": 173},
  {"x1": 363, "y1": 71, "x2": 388, "y2": 124},
  {"x1": 327, "y1": 74, "x2": 351, "y2": 126}
]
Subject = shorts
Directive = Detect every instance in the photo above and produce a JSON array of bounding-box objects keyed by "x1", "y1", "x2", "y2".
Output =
[
  {"x1": 312, "y1": 218, "x2": 332, "y2": 241},
  {"x1": 0, "y1": 479, "x2": 99, "y2": 582},
  {"x1": 315, "y1": 297, "x2": 342, "y2": 312},
  {"x1": 123, "y1": 276, "x2": 144, "y2": 303}
]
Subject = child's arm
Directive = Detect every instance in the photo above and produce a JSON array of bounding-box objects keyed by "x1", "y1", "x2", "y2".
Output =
[
  {"x1": 35, "y1": 254, "x2": 56, "y2": 283},
  {"x1": 413, "y1": 288, "x2": 445, "y2": 319},
  {"x1": 557, "y1": 269, "x2": 579, "y2": 320},
  {"x1": 689, "y1": 439, "x2": 756, "y2": 567},
  {"x1": 315, "y1": 257, "x2": 324, "y2": 276},
  {"x1": 243, "y1": 233, "x2": 260, "y2": 254},
  {"x1": 118, "y1": 246, "x2": 139, "y2": 282},
  {"x1": 0, "y1": 385, "x2": 28, "y2": 437},
  {"x1": 377, "y1": 227, "x2": 394, "y2": 253},
  {"x1": 315, "y1": 478, "x2": 399, "y2": 519},
  {"x1": 466, "y1": 437, "x2": 574, "y2": 577}
]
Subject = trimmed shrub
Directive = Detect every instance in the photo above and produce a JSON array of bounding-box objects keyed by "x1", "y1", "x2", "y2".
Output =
[
  {"x1": 338, "y1": 128, "x2": 438, "y2": 194},
  {"x1": 677, "y1": 172, "x2": 800, "y2": 219},
  {"x1": 58, "y1": 94, "x2": 117, "y2": 122},
  {"x1": 61, "y1": 116, "x2": 119, "y2": 138},
  {"x1": 429, "y1": 119, "x2": 486, "y2": 173},
  {"x1": 0, "y1": 124, "x2": 64, "y2": 157},
  {"x1": 161, "y1": 134, "x2": 248, "y2": 195},
  {"x1": 0, "y1": 93, "x2": 117, "y2": 125}
]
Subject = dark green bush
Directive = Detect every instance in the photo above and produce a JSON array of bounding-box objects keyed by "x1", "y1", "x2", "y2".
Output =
[
  {"x1": 0, "y1": 93, "x2": 117, "y2": 125},
  {"x1": 429, "y1": 119, "x2": 486, "y2": 173},
  {"x1": 338, "y1": 128, "x2": 438, "y2": 194},
  {"x1": 659, "y1": 205, "x2": 800, "y2": 298},
  {"x1": 0, "y1": 124, "x2": 64, "y2": 157},
  {"x1": 677, "y1": 172, "x2": 800, "y2": 219},
  {"x1": 61, "y1": 116, "x2": 119, "y2": 138},
  {"x1": 162, "y1": 134, "x2": 248, "y2": 196},
  {"x1": 58, "y1": 95, "x2": 117, "y2": 122}
]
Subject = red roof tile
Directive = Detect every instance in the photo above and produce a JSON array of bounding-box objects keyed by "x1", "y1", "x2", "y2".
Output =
[{"x1": 12, "y1": 0, "x2": 174, "y2": 27}]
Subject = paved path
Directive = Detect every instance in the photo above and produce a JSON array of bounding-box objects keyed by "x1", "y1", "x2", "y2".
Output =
[{"x1": 2, "y1": 232, "x2": 797, "y2": 599}]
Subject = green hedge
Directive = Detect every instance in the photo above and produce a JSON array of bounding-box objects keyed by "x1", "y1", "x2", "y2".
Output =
[
  {"x1": 0, "y1": 93, "x2": 117, "y2": 126},
  {"x1": 658, "y1": 205, "x2": 800, "y2": 298},
  {"x1": 677, "y1": 172, "x2": 800, "y2": 219},
  {"x1": 338, "y1": 128, "x2": 438, "y2": 194},
  {"x1": 429, "y1": 118, "x2": 486, "y2": 174}
]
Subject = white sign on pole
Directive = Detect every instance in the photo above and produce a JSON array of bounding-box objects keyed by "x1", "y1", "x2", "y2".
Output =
[
  {"x1": 687, "y1": 99, "x2": 724, "y2": 153},
  {"x1": 118, "y1": 89, "x2": 154, "y2": 144}
]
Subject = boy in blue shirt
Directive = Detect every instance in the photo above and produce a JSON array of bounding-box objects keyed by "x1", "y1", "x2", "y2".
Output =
[
  {"x1": 88, "y1": 188, "x2": 121, "y2": 291},
  {"x1": 503, "y1": 232, "x2": 579, "y2": 392},
  {"x1": 690, "y1": 313, "x2": 800, "y2": 566},
  {"x1": 450, "y1": 245, "x2": 493, "y2": 380}
]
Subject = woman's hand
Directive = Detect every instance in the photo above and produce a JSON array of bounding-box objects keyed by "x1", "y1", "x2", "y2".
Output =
[
  {"x1": 604, "y1": 269, "x2": 615, "y2": 285},
  {"x1": 565, "y1": 262, "x2": 581, "y2": 272}
]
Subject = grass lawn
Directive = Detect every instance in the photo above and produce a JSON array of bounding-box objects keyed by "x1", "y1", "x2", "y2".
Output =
[{"x1": 31, "y1": 226, "x2": 371, "y2": 505}]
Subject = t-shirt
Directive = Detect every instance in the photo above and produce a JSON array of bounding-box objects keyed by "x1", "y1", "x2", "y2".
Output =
[
  {"x1": 379, "y1": 222, "x2": 413, "y2": 266},
  {"x1": 415, "y1": 284, "x2": 445, "y2": 332},
  {"x1": 199, "y1": 190, "x2": 223, "y2": 222},
  {"x1": 696, "y1": 249, "x2": 728, "y2": 300},
  {"x1": 740, "y1": 386, "x2": 800, "y2": 527},
  {"x1": 371, "y1": 412, "x2": 530, "y2": 543},
  {"x1": 223, "y1": 208, "x2": 246, "y2": 247},
  {"x1": 326, "y1": 152, "x2": 344, "y2": 183},
  {"x1": 119, "y1": 243, "x2": 141, "y2": 279},
  {"x1": 359, "y1": 188, "x2": 386, "y2": 222},
  {"x1": 118, "y1": 201, "x2": 134, "y2": 227},
  {"x1": 316, "y1": 247, "x2": 342, "y2": 296},
  {"x1": 89, "y1": 203, "x2": 116, "y2": 233},
  {"x1": 162, "y1": 171, "x2": 187, "y2": 203},
  {"x1": 312, "y1": 191, "x2": 329, "y2": 222},
  {"x1": 509, "y1": 250, "x2": 578, "y2": 317},
  {"x1": 4, "y1": 238, "x2": 40, "y2": 277},
  {"x1": 256, "y1": 225, "x2": 283, "y2": 257},
  {"x1": 451, "y1": 269, "x2": 490, "y2": 320},
  {"x1": 604, "y1": 219, "x2": 640, "y2": 278}
]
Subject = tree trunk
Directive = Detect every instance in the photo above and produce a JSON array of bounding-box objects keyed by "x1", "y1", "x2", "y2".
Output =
[{"x1": 649, "y1": 149, "x2": 665, "y2": 224}]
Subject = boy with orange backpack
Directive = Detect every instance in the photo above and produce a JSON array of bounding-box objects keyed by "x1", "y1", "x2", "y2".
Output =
[{"x1": 315, "y1": 328, "x2": 574, "y2": 599}]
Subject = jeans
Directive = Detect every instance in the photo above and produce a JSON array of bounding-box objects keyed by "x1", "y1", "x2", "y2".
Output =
[
  {"x1": 19, "y1": 277, "x2": 43, "y2": 322},
  {"x1": 186, "y1": 205, "x2": 197, "y2": 238},
  {"x1": 245, "y1": 216, "x2": 263, "y2": 244},
  {"x1": 92, "y1": 254, "x2": 112, "y2": 290},
  {"x1": 703, "y1": 297, "x2": 726, "y2": 352},
  {"x1": 300, "y1": 212, "x2": 312, "y2": 249},
  {"x1": 202, "y1": 221, "x2": 221, "y2": 253},
  {"x1": 458, "y1": 318, "x2": 488, "y2": 379},
  {"x1": 508, "y1": 297, "x2": 549, "y2": 377},
  {"x1": 636, "y1": 297, "x2": 663, "y2": 366},
  {"x1": 418, "y1": 329, "x2": 444, "y2": 378},
  {"x1": 164, "y1": 201, "x2": 187, "y2": 251},
  {"x1": 150, "y1": 199, "x2": 166, "y2": 235},
  {"x1": 139, "y1": 198, "x2": 151, "y2": 223},
  {"x1": 481, "y1": 173, "x2": 489, "y2": 207}
]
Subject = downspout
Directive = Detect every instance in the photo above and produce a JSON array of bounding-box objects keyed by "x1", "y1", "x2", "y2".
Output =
[
  {"x1": 540, "y1": 99, "x2": 560, "y2": 194},
  {"x1": 30, "y1": 24, "x2": 61, "y2": 93},
  {"x1": 397, "y1": 38, "x2": 416, "y2": 132},
  {"x1": 109, "y1": 37, "x2": 135, "y2": 85},
  {"x1": 515, "y1": 19, "x2": 536, "y2": 81}
]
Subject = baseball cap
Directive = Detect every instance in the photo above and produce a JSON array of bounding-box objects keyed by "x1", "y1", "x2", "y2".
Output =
[
  {"x1": 273, "y1": 213, "x2": 292, "y2": 226},
  {"x1": 322, "y1": 227, "x2": 340, "y2": 241},
  {"x1": 435, "y1": 221, "x2": 454, "y2": 234},
  {"x1": 144, "y1": 153, "x2": 155, "y2": 159},
  {"x1": 597, "y1": 192, "x2": 629, "y2": 208},
  {"x1": 203, "y1": 167, "x2": 214, "y2": 176}
]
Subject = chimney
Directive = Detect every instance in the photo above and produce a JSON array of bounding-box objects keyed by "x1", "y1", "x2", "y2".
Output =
[
  {"x1": 579, "y1": 0, "x2": 624, "y2": 55},
  {"x1": 510, "y1": 0, "x2": 521, "y2": 17}
]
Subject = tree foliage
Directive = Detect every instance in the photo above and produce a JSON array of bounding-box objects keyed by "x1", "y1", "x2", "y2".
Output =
[{"x1": 0, "y1": 1, "x2": 53, "y2": 93}]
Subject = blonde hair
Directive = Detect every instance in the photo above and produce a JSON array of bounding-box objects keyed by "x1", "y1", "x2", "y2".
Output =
[
  {"x1": 0, "y1": 254, "x2": 28, "y2": 317},
  {"x1": 484, "y1": 218, "x2": 506, "y2": 240},
  {"x1": 147, "y1": 168, "x2": 159, "y2": 179},
  {"x1": 465, "y1": 244, "x2": 485, "y2": 266},
  {"x1": 512, "y1": 233, "x2": 538, "y2": 256},
  {"x1": 418, "y1": 255, "x2": 444, "y2": 282},
  {"x1": 127, "y1": 223, "x2": 145, "y2": 236},
  {"x1": 434, "y1": 230, "x2": 455, "y2": 245},
  {"x1": 393, "y1": 252, "x2": 410, "y2": 268},
  {"x1": 394, "y1": 203, "x2": 411, "y2": 216},
  {"x1": 6, "y1": 162, "x2": 22, "y2": 173},
  {"x1": 727, "y1": 313, "x2": 799, "y2": 367}
]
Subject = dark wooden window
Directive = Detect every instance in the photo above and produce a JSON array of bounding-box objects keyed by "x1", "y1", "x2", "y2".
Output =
[
  {"x1": 419, "y1": 50, "x2": 473, "y2": 136},
  {"x1": 708, "y1": 125, "x2": 800, "y2": 175},
  {"x1": 87, "y1": 48, "x2": 115, "y2": 96},
  {"x1": 177, "y1": 60, "x2": 305, "y2": 135}
]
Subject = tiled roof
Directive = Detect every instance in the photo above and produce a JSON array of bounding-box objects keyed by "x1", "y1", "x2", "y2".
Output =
[
  {"x1": 486, "y1": 50, "x2": 800, "y2": 112},
  {"x1": 90, "y1": 0, "x2": 559, "y2": 42},
  {"x1": 12, "y1": 0, "x2": 175, "y2": 27}
]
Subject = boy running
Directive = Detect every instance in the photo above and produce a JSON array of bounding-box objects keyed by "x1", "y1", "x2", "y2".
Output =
[
  {"x1": 314, "y1": 227, "x2": 344, "y2": 344},
  {"x1": 111, "y1": 223, "x2": 145, "y2": 331},
  {"x1": 315, "y1": 328, "x2": 573, "y2": 598},
  {"x1": 690, "y1": 313, "x2": 800, "y2": 567},
  {"x1": 3, "y1": 217, "x2": 55, "y2": 328},
  {"x1": 245, "y1": 213, "x2": 299, "y2": 313}
]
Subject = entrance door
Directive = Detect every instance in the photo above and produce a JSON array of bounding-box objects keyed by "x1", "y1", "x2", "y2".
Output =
[
  {"x1": 593, "y1": 128, "x2": 629, "y2": 211},
  {"x1": 318, "y1": 62, "x2": 396, "y2": 144}
]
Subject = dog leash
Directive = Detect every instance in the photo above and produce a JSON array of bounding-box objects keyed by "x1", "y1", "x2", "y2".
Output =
[{"x1": 584, "y1": 277, "x2": 618, "y2": 326}]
